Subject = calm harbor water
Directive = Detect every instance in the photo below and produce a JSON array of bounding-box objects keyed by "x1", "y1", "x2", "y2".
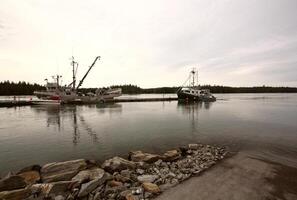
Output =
[{"x1": 0, "y1": 93, "x2": 297, "y2": 175}]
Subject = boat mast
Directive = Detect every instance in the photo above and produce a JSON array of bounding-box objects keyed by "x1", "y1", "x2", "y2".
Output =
[
  {"x1": 191, "y1": 68, "x2": 196, "y2": 87},
  {"x1": 71, "y1": 56, "x2": 78, "y2": 91},
  {"x1": 52, "y1": 75, "x2": 62, "y2": 88}
]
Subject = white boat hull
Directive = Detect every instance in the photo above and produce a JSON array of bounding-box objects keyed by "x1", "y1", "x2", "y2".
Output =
[{"x1": 31, "y1": 100, "x2": 61, "y2": 105}]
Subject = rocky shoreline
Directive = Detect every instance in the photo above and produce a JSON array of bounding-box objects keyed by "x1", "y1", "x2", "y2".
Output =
[{"x1": 0, "y1": 144, "x2": 227, "y2": 200}]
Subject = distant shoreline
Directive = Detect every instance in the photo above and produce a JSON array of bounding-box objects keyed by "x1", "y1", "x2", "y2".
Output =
[
  {"x1": 1, "y1": 92, "x2": 297, "y2": 97},
  {"x1": 1, "y1": 81, "x2": 297, "y2": 95}
]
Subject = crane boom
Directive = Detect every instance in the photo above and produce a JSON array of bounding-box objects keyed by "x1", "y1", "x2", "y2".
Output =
[{"x1": 76, "y1": 56, "x2": 100, "y2": 90}]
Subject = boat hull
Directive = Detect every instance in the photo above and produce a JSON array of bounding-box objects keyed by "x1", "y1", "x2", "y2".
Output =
[
  {"x1": 177, "y1": 91, "x2": 216, "y2": 102},
  {"x1": 31, "y1": 100, "x2": 61, "y2": 105}
]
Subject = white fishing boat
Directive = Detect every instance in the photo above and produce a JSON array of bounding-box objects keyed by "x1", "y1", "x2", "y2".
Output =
[{"x1": 34, "y1": 56, "x2": 122, "y2": 104}]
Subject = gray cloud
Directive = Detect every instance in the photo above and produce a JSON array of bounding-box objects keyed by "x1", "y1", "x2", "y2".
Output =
[{"x1": 0, "y1": 0, "x2": 297, "y2": 87}]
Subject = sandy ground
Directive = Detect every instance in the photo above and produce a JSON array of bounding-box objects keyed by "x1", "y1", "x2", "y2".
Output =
[{"x1": 155, "y1": 152, "x2": 297, "y2": 200}]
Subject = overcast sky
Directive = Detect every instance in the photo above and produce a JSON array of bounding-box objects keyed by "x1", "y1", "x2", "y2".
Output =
[{"x1": 1, "y1": 0, "x2": 297, "y2": 88}]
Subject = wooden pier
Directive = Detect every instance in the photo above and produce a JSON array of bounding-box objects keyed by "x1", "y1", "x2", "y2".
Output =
[
  {"x1": 0, "y1": 100, "x2": 33, "y2": 107},
  {"x1": 0, "y1": 97, "x2": 178, "y2": 107}
]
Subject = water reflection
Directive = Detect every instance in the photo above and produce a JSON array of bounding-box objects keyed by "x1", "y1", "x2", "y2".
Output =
[
  {"x1": 177, "y1": 102, "x2": 213, "y2": 137},
  {"x1": 96, "y1": 103, "x2": 123, "y2": 115},
  {"x1": 31, "y1": 104, "x2": 123, "y2": 145}
]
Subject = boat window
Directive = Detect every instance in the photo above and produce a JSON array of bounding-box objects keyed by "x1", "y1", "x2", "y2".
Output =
[{"x1": 184, "y1": 90, "x2": 190, "y2": 93}]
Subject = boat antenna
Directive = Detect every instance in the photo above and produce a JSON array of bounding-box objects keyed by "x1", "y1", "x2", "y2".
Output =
[
  {"x1": 196, "y1": 69, "x2": 199, "y2": 87},
  {"x1": 76, "y1": 56, "x2": 100, "y2": 90},
  {"x1": 191, "y1": 68, "x2": 196, "y2": 87}
]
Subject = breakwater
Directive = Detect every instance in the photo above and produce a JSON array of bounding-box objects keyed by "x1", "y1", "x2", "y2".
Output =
[
  {"x1": 0, "y1": 97, "x2": 178, "y2": 107},
  {"x1": 0, "y1": 143, "x2": 227, "y2": 200}
]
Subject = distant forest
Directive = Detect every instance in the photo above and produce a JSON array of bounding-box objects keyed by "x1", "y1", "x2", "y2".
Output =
[
  {"x1": 0, "y1": 81, "x2": 45, "y2": 96},
  {"x1": 1, "y1": 81, "x2": 297, "y2": 95}
]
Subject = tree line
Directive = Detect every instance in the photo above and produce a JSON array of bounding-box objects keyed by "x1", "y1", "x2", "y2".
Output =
[
  {"x1": 0, "y1": 81, "x2": 45, "y2": 95},
  {"x1": 110, "y1": 84, "x2": 297, "y2": 94},
  {"x1": 1, "y1": 81, "x2": 297, "y2": 95}
]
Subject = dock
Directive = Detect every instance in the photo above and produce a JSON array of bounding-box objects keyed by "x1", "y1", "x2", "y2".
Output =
[
  {"x1": 0, "y1": 100, "x2": 33, "y2": 107},
  {"x1": 0, "y1": 97, "x2": 178, "y2": 107}
]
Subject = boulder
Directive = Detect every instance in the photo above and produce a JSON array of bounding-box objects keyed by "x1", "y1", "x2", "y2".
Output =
[
  {"x1": 120, "y1": 169, "x2": 132, "y2": 178},
  {"x1": 162, "y1": 150, "x2": 181, "y2": 162},
  {"x1": 101, "y1": 157, "x2": 136, "y2": 173},
  {"x1": 0, "y1": 175, "x2": 27, "y2": 192},
  {"x1": 18, "y1": 171, "x2": 40, "y2": 185},
  {"x1": 71, "y1": 168, "x2": 105, "y2": 184},
  {"x1": 188, "y1": 144, "x2": 199, "y2": 150},
  {"x1": 114, "y1": 174, "x2": 132, "y2": 183},
  {"x1": 142, "y1": 182, "x2": 161, "y2": 194},
  {"x1": 136, "y1": 169, "x2": 145, "y2": 175},
  {"x1": 31, "y1": 181, "x2": 76, "y2": 198},
  {"x1": 108, "y1": 180, "x2": 123, "y2": 187},
  {"x1": 125, "y1": 193, "x2": 140, "y2": 200},
  {"x1": 78, "y1": 176, "x2": 107, "y2": 197},
  {"x1": 179, "y1": 146, "x2": 189, "y2": 156},
  {"x1": 54, "y1": 195, "x2": 66, "y2": 200},
  {"x1": 137, "y1": 175, "x2": 158, "y2": 183},
  {"x1": 41, "y1": 159, "x2": 88, "y2": 183},
  {"x1": 129, "y1": 151, "x2": 161, "y2": 163},
  {"x1": 0, "y1": 188, "x2": 31, "y2": 200}
]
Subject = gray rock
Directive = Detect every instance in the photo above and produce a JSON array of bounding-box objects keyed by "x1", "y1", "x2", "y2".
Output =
[
  {"x1": 88, "y1": 193, "x2": 94, "y2": 200},
  {"x1": 176, "y1": 173, "x2": 183, "y2": 180},
  {"x1": 101, "y1": 157, "x2": 136, "y2": 173},
  {"x1": 104, "y1": 185, "x2": 127, "y2": 198},
  {"x1": 78, "y1": 176, "x2": 107, "y2": 197},
  {"x1": 136, "y1": 169, "x2": 145, "y2": 175},
  {"x1": 154, "y1": 159, "x2": 163, "y2": 166},
  {"x1": 31, "y1": 181, "x2": 75, "y2": 197},
  {"x1": 0, "y1": 175, "x2": 27, "y2": 192},
  {"x1": 170, "y1": 178, "x2": 179, "y2": 185},
  {"x1": 162, "y1": 150, "x2": 181, "y2": 162},
  {"x1": 131, "y1": 187, "x2": 143, "y2": 195},
  {"x1": 188, "y1": 144, "x2": 199, "y2": 150},
  {"x1": 55, "y1": 195, "x2": 66, "y2": 200},
  {"x1": 135, "y1": 161, "x2": 151, "y2": 170},
  {"x1": 41, "y1": 159, "x2": 88, "y2": 183},
  {"x1": 166, "y1": 172, "x2": 176, "y2": 179},
  {"x1": 114, "y1": 174, "x2": 131, "y2": 183},
  {"x1": 93, "y1": 191, "x2": 101, "y2": 200},
  {"x1": 72, "y1": 168, "x2": 105, "y2": 184},
  {"x1": 0, "y1": 188, "x2": 31, "y2": 200},
  {"x1": 155, "y1": 178, "x2": 164, "y2": 185},
  {"x1": 144, "y1": 192, "x2": 153, "y2": 199},
  {"x1": 137, "y1": 175, "x2": 159, "y2": 183},
  {"x1": 120, "y1": 169, "x2": 132, "y2": 177},
  {"x1": 66, "y1": 193, "x2": 75, "y2": 200},
  {"x1": 129, "y1": 151, "x2": 162, "y2": 163},
  {"x1": 18, "y1": 171, "x2": 40, "y2": 185}
]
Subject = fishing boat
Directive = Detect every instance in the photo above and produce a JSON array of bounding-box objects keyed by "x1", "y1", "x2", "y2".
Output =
[
  {"x1": 34, "y1": 56, "x2": 122, "y2": 104},
  {"x1": 177, "y1": 68, "x2": 216, "y2": 102}
]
